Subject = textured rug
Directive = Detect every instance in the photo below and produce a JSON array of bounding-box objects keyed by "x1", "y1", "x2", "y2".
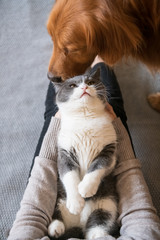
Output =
[{"x1": 0, "y1": 1, "x2": 160, "y2": 239}]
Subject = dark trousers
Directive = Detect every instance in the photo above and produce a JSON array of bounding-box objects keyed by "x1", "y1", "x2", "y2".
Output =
[{"x1": 29, "y1": 63, "x2": 132, "y2": 176}]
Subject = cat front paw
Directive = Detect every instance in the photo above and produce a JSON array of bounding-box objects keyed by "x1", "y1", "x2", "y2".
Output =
[
  {"x1": 78, "y1": 175, "x2": 99, "y2": 198},
  {"x1": 48, "y1": 220, "x2": 65, "y2": 237},
  {"x1": 67, "y1": 194, "x2": 85, "y2": 215}
]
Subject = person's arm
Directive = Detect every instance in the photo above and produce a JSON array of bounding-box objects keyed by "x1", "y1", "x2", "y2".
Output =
[
  {"x1": 102, "y1": 118, "x2": 160, "y2": 240},
  {"x1": 8, "y1": 117, "x2": 60, "y2": 240}
]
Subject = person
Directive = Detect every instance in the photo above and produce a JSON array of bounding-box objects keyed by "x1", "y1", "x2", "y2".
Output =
[{"x1": 8, "y1": 58, "x2": 160, "y2": 240}]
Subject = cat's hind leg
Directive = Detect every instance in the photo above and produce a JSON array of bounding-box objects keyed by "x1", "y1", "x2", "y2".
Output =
[
  {"x1": 48, "y1": 203, "x2": 65, "y2": 238},
  {"x1": 84, "y1": 198, "x2": 118, "y2": 239},
  {"x1": 48, "y1": 219, "x2": 65, "y2": 238}
]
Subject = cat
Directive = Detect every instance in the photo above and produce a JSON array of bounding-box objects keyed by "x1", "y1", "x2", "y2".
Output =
[{"x1": 48, "y1": 68, "x2": 118, "y2": 239}]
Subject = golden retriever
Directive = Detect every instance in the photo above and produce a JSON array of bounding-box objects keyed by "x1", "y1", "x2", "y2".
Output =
[{"x1": 47, "y1": 0, "x2": 160, "y2": 112}]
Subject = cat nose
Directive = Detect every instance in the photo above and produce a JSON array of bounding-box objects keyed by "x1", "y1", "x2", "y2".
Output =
[{"x1": 81, "y1": 85, "x2": 88, "y2": 91}]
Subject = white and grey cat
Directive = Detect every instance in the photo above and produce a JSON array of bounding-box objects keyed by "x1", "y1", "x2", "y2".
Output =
[{"x1": 48, "y1": 68, "x2": 118, "y2": 239}]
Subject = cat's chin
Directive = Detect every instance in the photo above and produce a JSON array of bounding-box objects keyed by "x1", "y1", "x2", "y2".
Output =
[{"x1": 80, "y1": 92, "x2": 91, "y2": 98}]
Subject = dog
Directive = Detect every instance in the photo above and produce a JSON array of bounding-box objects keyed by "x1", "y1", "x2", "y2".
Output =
[{"x1": 47, "y1": 0, "x2": 160, "y2": 112}]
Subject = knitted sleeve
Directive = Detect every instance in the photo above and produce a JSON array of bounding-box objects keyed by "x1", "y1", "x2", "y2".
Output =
[
  {"x1": 112, "y1": 118, "x2": 160, "y2": 240},
  {"x1": 8, "y1": 117, "x2": 60, "y2": 240}
]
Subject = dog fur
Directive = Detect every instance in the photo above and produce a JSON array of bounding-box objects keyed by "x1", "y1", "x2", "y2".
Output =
[
  {"x1": 47, "y1": 0, "x2": 160, "y2": 111},
  {"x1": 148, "y1": 92, "x2": 160, "y2": 112}
]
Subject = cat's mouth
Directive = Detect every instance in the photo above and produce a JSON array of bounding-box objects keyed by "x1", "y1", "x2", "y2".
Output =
[{"x1": 80, "y1": 92, "x2": 91, "y2": 98}]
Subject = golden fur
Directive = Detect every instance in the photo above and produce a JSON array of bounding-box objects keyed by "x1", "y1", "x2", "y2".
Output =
[
  {"x1": 148, "y1": 92, "x2": 160, "y2": 112},
  {"x1": 47, "y1": 0, "x2": 160, "y2": 111}
]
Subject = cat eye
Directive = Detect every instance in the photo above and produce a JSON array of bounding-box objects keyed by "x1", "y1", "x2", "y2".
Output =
[
  {"x1": 87, "y1": 81, "x2": 95, "y2": 86},
  {"x1": 69, "y1": 83, "x2": 77, "y2": 88}
]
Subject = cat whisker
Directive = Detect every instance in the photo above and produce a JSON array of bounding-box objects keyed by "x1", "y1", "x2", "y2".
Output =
[
  {"x1": 94, "y1": 83, "x2": 112, "y2": 97},
  {"x1": 97, "y1": 87, "x2": 111, "y2": 99},
  {"x1": 96, "y1": 89, "x2": 108, "y2": 97}
]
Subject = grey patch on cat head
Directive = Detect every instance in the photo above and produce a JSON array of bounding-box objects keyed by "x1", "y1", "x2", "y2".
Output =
[
  {"x1": 53, "y1": 67, "x2": 107, "y2": 104},
  {"x1": 55, "y1": 76, "x2": 83, "y2": 103},
  {"x1": 89, "y1": 67, "x2": 101, "y2": 79}
]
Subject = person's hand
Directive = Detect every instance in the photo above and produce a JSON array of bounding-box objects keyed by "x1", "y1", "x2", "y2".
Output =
[
  {"x1": 55, "y1": 110, "x2": 61, "y2": 119},
  {"x1": 105, "y1": 102, "x2": 117, "y2": 120}
]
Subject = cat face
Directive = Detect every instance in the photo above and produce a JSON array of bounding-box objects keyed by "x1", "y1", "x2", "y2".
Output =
[{"x1": 52, "y1": 68, "x2": 107, "y2": 110}]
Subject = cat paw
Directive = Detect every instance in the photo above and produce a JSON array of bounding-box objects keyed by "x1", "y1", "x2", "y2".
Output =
[
  {"x1": 48, "y1": 220, "x2": 65, "y2": 237},
  {"x1": 78, "y1": 176, "x2": 99, "y2": 198},
  {"x1": 86, "y1": 226, "x2": 108, "y2": 239},
  {"x1": 67, "y1": 194, "x2": 85, "y2": 215}
]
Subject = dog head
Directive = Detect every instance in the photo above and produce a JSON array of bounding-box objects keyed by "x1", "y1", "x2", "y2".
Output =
[
  {"x1": 47, "y1": 0, "x2": 143, "y2": 80},
  {"x1": 47, "y1": 0, "x2": 98, "y2": 80}
]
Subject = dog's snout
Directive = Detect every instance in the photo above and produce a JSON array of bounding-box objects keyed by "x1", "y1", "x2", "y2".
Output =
[
  {"x1": 47, "y1": 71, "x2": 54, "y2": 80},
  {"x1": 47, "y1": 71, "x2": 62, "y2": 82}
]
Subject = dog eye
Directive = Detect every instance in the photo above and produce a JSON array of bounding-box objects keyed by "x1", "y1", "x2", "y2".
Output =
[
  {"x1": 87, "y1": 81, "x2": 95, "y2": 86},
  {"x1": 69, "y1": 83, "x2": 77, "y2": 88},
  {"x1": 64, "y1": 47, "x2": 69, "y2": 56}
]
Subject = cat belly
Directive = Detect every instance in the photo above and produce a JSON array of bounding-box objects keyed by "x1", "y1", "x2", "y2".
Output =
[
  {"x1": 59, "y1": 123, "x2": 117, "y2": 177},
  {"x1": 58, "y1": 199, "x2": 81, "y2": 229}
]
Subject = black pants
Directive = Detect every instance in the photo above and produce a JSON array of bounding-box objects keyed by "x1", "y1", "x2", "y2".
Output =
[{"x1": 29, "y1": 63, "x2": 132, "y2": 176}]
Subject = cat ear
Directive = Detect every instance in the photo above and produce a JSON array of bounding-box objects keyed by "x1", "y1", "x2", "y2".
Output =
[
  {"x1": 50, "y1": 77, "x2": 63, "y2": 93},
  {"x1": 53, "y1": 82, "x2": 63, "y2": 93},
  {"x1": 90, "y1": 67, "x2": 101, "y2": 79}
]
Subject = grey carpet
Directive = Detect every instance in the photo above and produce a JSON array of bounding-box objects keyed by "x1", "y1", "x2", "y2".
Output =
[
  {"x1": 0, "y1": 1, "x2": 160, "y2": 240},
  {"x1": 0, "y1": 1, "x2": 54, "y2": 239}
]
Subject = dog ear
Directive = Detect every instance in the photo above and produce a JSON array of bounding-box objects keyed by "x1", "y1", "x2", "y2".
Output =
[
  {"x1": 83, "y1": 18, "x2": 102, "y2": 53},
  {"x1": 82, "y1": 3, "x2": 143, "y2": 65}
]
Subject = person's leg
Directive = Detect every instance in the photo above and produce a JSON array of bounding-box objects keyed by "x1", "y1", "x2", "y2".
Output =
[
  {"x1": 91, "y1": 61, "x2": 135, "y2": 151},
  {"x1": 28, "y1": 82, "x2": 58, "y2": 177},
  {"x1": 91, "y1": 62, "x2": 129, "y2": 132}
]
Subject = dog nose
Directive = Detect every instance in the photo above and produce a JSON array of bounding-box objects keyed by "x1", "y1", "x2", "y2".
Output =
[
  {"x1": 47, "y1": 71, "x2": 55, "y2": 80},
  {"x1": 47, "y1": 72, "x2": 62, "y2": 82}
]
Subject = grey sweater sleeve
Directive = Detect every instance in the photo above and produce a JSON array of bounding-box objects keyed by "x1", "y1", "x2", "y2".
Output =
[
  {"x1": 8, "y1": 117, "x2": 61, "y2": 240},
  {"x1": 112, "y1": 118, "x2": 160, "y2": 240},
  {"x1": 8, "y1": 117, "x2": 160, "y2": 240}
]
